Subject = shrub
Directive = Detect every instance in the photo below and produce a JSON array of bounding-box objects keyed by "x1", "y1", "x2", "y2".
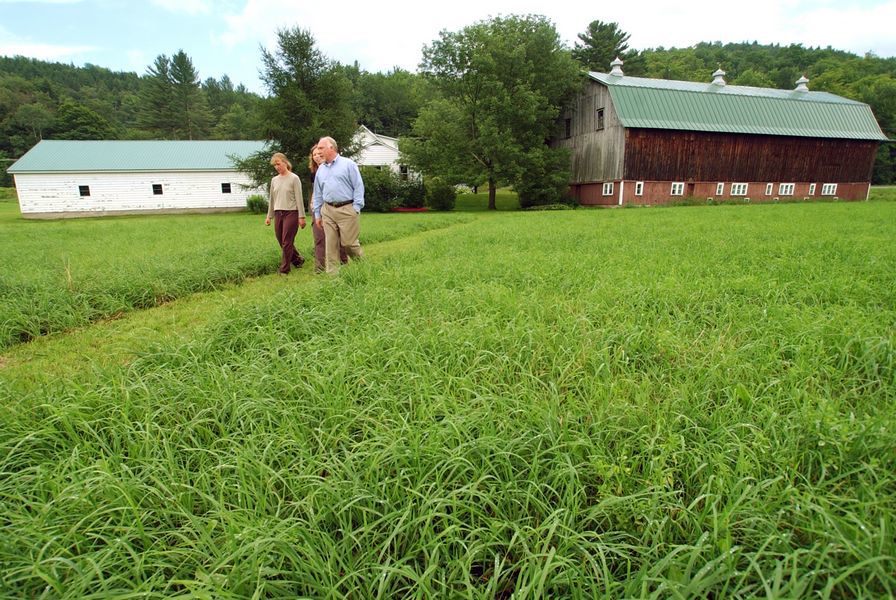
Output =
[
  {"x1": 397, "y1": 177, "x2": 426, "y2": 209},
  {"x1": 360, "y1": 167, "x2": 401, "y2": 212},
  {"x1": 246, "y1": 194, "x2": 268, "y2": 214},
  {"x1": 515, "y1": 148, "x2": 575, "y2": 209},
  {"x1": 426, "y1": 179, "x2": 457, "y2": 211}
]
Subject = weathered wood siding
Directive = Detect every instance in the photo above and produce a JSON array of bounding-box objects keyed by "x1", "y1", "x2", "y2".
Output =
[
  {"x1": 15, "y1": 171, "x2": 264, "y2": 218},
  {"x1": 553, "y1": 80, "x2": 624, "y2": 183},
  {"x1": 623, "y1": 129, "x2": 879, "y2": 182}
]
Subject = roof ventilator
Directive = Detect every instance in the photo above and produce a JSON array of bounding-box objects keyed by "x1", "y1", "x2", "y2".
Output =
[
  {"x1": 795, "y1": 75, "x2": 810, "y2": 92},
  {"x1": 609, "y1": 57, "x2": 624, "y2": 77},
  {"x1": 712, "y1": 66, "x2": 726, "y2": 86}
]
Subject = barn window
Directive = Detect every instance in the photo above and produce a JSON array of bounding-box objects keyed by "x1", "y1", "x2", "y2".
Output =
[
  {"x1": 765, "y1": 183, "x2": 773, "y2": 195},
  {"x1": 564, "y1": 118, "x2": 572, "y2": 138},
  {"x1": 716, "y1": 182, "x2": 724, "y2": 195},
  {"x1": 602, "y1": 182, "x2": 614, "y2": 196},
  {"x1": 596, "y1": 108, "x2": 605, "y2": 131},
  {"x1": 635, "y1": 181, "x2": 644, "y2": 196},
  {"x1": 731, "y1": 183, "x2": 748, "y2": 196},
  {"x1": 671, "y1": 182, "x2": 684, "y2": 196},
  {"x1": 152, "y1": 184, "x2": 163, "y2": 195},
  {"x1": 809, "y1": 183, "x2": 817, "y2": 195},
  {"x1": 221, "y1": 183, "x2": 232, "y2": 194},
  {"x1": 779, "y1": 183, "x2": 794, "y2": 196},
  {"x1": 78, "y1": 185, "x2": 90, "y2": 197},
  {"x1": 821, "y1": 183, "x2": 837, "y2": 196}
]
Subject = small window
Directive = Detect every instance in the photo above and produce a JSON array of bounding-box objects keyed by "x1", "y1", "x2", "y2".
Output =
[
  {"x1": 221, "y1": 183, "x2": 232, "y2": 194},
  {"x1": 671, "y1": 182, "x2": 684, "y2": 196},
  {"x1": 731, "y1": 183, "x2": 748, "y2": 196},
  {"x1": 779, "y1": 183, "x2": 794, "y2": 196},
  {"x1": 601, "y1": 182, "x2": 614, "y2": 196},
  {"x1": 809, "y1": 183, "x2": 816, "y2": 195},
  {"x1": 765, "y1": 183, "x2": 773, "y2": 195},
  {"x1": 564, "y1": 118, "x2": 572, "y2": 139},
  {"x1": 399, "y1": 165, "x2": 409, "y2": 181},
  {"x1": 78, "y1": 185, "x2": 90, "y2": 197},
  {"x1": 152, "y1": 184, "x2": 163, "y2": 195},
  {"x1": 634, "y1": 181, "x2": 644, "y2": 196},
  {"x1": 716, "y1": 182, "x2": 724, "y2": 195},
  {"x1": 821, "y1": 183, "x2": 837, "y2": 196},
  {"x1": 596, "y1": 108, "x2": 605, "y2": 131}
]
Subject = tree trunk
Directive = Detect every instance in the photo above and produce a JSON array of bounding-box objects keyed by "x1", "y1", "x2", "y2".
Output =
[{"x1": 488, "y1": 178, "x2": 497, "y2": 210}]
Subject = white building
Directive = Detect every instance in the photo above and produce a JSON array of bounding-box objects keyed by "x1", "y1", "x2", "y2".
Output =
[
  {"x1": 8, "y1": 139, "x2": 267, "y2": 219},
  {"x1": 352, "y1": 125, "x2": 409, "y2": 178}
]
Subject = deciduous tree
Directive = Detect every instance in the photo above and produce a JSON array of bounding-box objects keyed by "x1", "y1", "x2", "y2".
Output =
[{"x1": 405, "y1": 15, "x2": 581, "y2": 209}]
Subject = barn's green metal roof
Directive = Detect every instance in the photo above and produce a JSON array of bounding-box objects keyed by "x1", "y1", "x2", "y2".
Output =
[
  {"x1": 590, "y1": 72, "x2": 889, "y2": 141},
  {"x1": 8, "y1": 140, "x2": 270, "y2": 173}
]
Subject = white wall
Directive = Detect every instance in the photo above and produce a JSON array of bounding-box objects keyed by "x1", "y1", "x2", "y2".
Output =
[
  {"x1": 355, "y1": 143, "x2": 401, "y2": 173},
  {"x1": 15, "y1": 170, "x2": 265, "y2": 217}
]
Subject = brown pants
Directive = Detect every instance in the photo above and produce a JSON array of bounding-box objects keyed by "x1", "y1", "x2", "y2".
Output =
[{"x1": 274, "y1": 210, "x2": 304, "y2": 273}]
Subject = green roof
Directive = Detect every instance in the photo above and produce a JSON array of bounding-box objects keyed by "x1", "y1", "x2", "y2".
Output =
[
  {"x1": 590, "y1": 72, "x2": 889, "y2": 141},
  {"x1": 8, "y1": 140, "x2": 270, "y2": 173}
]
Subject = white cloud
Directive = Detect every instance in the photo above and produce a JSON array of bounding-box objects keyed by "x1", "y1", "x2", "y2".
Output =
[
  {"x1": 0, "y1": 41, "x2": 96, "y2": 60},
  {"x1": 0, "y1": 22, "x2": 93, "y2": 60}
]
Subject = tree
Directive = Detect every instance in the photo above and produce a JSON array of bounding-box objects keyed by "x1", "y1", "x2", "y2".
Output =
[
  {"x1": 405, "y1": 15, "x2": 581, "y2": 209},
  {"x1": 572, "y1": 20, "x2": 644, "y2": 74},
  {"x1": 169, "y1": 50, "x2": 212, "y2": 139},
  {"x1": 138, "y1": 51, "x2": 211, "y2": 139},
  {"x1": 51, "y1": 99, "x2": 116, "y2": 139},
  {"x1": 138, "y1": 54, "x2": 177, "y2": 137},
  {"x1": 351, "y1": 68, "x2": 428, "y2": 137},
  {"x1": 252, "y1": 27, "x2": 356, "y2": 186}
]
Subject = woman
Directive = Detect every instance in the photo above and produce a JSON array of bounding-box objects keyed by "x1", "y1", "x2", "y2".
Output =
[
  {"x1": 265, "y1": 152, "x2": 306, "y2": 274},
  {"x1": 308, "y1": 145, "x2": 348, "y2": 273}
]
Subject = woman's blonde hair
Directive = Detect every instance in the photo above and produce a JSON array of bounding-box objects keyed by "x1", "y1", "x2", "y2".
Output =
[{"x1": 270, "y1": 152, "x2": 292, "y2": 171}]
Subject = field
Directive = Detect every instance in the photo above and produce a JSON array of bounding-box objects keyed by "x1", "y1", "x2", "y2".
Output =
[{"x1": 1, "y1": 193, "x2": 895, "y2": 597}]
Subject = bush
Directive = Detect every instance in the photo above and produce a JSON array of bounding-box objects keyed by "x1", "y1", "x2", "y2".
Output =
[
  {"x1": 246, "y1": 194, "x2": 268, "y2": 214},
  {"x1": 397, "y1": 177, "x2": 426, "y2": 209},
  {"x1": 426, "y1": 179, "x2": 457, "y2": 211},
  {"x1": 515, "y1": 148, "x2": 575, "y2": 209},
  {"x1": 360, "y1": 167, "x2": 401, "y2": 212}
]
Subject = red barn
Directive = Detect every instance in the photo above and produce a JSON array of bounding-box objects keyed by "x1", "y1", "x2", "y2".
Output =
[{"x1": 553, "y1": 59, "x2": 889, "y2": 205}]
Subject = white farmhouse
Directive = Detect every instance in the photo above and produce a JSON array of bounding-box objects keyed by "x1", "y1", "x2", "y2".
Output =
[
  {"x1": 352, "y1": 125, "x2": 409, "y2": 178},
  {"x1": 8, "y1": 139, "x2": 268, "y2": 219}
]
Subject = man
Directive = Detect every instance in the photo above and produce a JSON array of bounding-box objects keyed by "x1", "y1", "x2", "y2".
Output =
[{"x1": 312, "y1": 136, "x2": 364, "y2": 273}]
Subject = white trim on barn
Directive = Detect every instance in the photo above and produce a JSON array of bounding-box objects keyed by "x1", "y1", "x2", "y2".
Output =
[{"x1": 8, "y1": 140, "x2": 267, "y2": 219}]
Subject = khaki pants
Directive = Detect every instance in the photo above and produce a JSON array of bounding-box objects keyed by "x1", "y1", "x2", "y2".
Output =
[{"x1": 322, "y1": 203, "x2": 363, "y2": 273}]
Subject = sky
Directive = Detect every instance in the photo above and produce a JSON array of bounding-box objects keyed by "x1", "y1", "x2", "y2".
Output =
[{"x1": 1, "y1": 0, "x2": 895, "y2": 95}]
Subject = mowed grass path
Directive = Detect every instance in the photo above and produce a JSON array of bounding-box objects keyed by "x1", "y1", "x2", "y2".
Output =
[
  {"x1": 0, "y1": 200, "x2": 475, "y2": 350},
  {"x1": 1, "y1": 200, "x2": 894, "y2": 597}
]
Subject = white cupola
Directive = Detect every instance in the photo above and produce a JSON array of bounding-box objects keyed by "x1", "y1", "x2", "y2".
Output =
[{"x1": 609, "y1": 57, "x2": 624, "y2": 76}]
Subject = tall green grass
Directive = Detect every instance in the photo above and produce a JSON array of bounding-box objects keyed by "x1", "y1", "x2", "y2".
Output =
[
  {"x1": 0, "y1": 202, "x2": 470, "y2": 349},
  {"x1": 1, "y1": 202, "x2": 893, "y2": 597}
]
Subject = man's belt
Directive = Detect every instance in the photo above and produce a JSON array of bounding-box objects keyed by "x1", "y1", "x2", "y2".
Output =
[{"x1": 327, "y1": 200, "x2": 352, "y2": 207}]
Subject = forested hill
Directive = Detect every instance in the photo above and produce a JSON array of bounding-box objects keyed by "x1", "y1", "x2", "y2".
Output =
[
  {"x1": 0, "y1": 54, "x2": 264, "y2": 185},
  {"x1": 2, "y1": 40, "x2": 894, "y2": 186}
]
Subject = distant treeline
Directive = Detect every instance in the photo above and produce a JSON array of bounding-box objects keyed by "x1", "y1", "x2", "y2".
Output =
[{"x1": 1, "y1": 39, "x2": 894, "y2": 186}]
